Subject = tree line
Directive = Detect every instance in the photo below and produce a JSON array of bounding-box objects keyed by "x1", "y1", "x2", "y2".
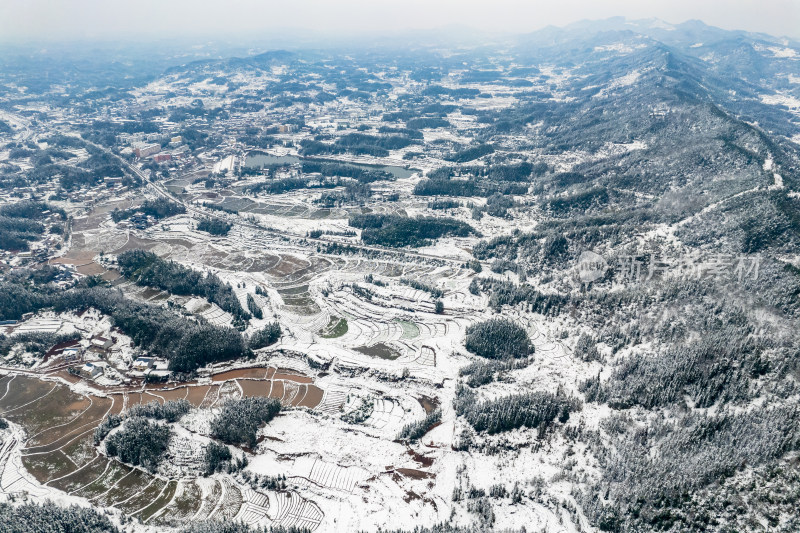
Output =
[
  {"x1": 118, "y1": 249, "x2": 250, "y2": 323},
  {"x1": 348, "y1": 213, "x2": 478, "y2": 247},
  {"x1": 210, "y1": 397, "x2": 282, "y2": 449},
  {"x1": 111, "y1": 197, "x2": 185, "y2": 222},
  {"x1": 1, "y1": 278, "x2": 249, "y2": 372},
  {"x1": 454, "y1": 385, "x2": 579, "y2": 436}
]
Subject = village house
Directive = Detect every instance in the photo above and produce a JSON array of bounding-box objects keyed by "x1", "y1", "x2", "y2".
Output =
[
  {"x1": 132, "y1": 357, "x2": 155, "y2": 372},
  {"x1": 80, "y1": 362, "x2": 103, "y2": 379},
  {"x1": 62, "y1": 346, "x2": 81, "y2": 361},
  {"x1": 91, "y1": 336, "x2": 113, "y2": 350}
]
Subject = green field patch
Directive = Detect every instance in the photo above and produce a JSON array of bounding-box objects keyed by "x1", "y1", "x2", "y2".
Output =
[
  {"x1": 249, "y1": 204, "x2": 284, "y2": 215},
  {"x1": 160, "y1": 480, "x2": 202, "y2": 520},
  {"x1": 355, "y1": 342, "x2": 402, "y2": 360},
  {"x1": 22, "y1": 449, "x2": 77, "y2": 482},
  {"x1": 99, "y1": 467, "x2": 152, "y2": 507},
  {"x1": 58, "y1": 432, "x2": 98, "y2": 470},
  {"x1": 220, "y1": 197, "x2": 256, "y2": 212},
  {"x1": 0, "y1": 375, "x2": 13, "y2": 396},
  {"x1": 284, "y1": 205, "x2": 307, "y2": 217},
  {"x1": 398, "y1": 320, "x2": 420, "y2": 340},
  {"x1": 277, "y1": 284, "x2": 309, "y2": 296},
  {"x1": 117, "y1": 477, "x2": 166, "y2": 514},
  {"x1": 310, "y1": 208, "x2": 331, "y2": 219},
  {"x1": 285, "y1": 302, "x2": 320, "y2": 315},
  {"x1": 75, "y1": 462, "x2": 129, "y2": 500},
  {"x1": 49, "y1": 455, "x2": 108, "y2": 493},
  {"x1": 282, "y1": 295, "x2": 314, "y2": 306},
  {"x1": 278, "y1": 286, "x2": 318, "y2": 314},
  {"x1": 0, "y1": 376, "x2": 54, "y2": 412},
  {"x1": 320, "y1": 316, "x2": 348, "y2": 338},
  {"x1": 137, "y1": 479, "x2": 178, "y2": 522}
]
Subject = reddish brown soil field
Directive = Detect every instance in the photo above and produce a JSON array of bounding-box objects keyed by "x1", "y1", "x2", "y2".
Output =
[
  {"x1": 298, "y1": 384, "x2": 324, "y2": 408},
  {"x1": 152, "y1": 387, "x2": 189, "y2": 402},
  {"x1": 237, "y1": 379, "x2": 271, "y2": 397},
  {"x1": 396, "y1": 468, "x2": 434, "y2": 480},
  {"x1": 186, "y1": 385, "x2": 213, "y2": 406},
  {"x1": 270, "y1": 381, "x2": 285, "y2": 402},
  {"x1": 212, "y1": 367, "x2": 269, "y2": 381},
  {"x1": 273, "y1": 371, "x2": 313, "y2": 384}
]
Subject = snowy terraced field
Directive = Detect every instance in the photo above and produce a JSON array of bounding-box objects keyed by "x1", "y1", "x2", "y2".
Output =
[{"x1": 0, "y1": 367, "x2": 342, "y2": 529}]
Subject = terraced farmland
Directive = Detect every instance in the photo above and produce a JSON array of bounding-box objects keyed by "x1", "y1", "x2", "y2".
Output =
[{"x1": 0, "y1": 371, "x2": 329, "y2": 529}]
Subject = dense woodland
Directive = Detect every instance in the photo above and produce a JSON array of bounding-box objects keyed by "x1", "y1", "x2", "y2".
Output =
[
  {"x1": 248, "y1": 322, "x2": 282, "y2": 349},
  {"x1": 96, "y1": 399, "x2": 189, "y2": 472},
  {"x1": 463, "y1": 318, "x2": 533, "y2": 360},
  {"x1": 203, "y1": 441, "x2": 234, "y2": 475},
  {"x1": 197, "y1": 217, "x2": 233, "y2": 236},
  {"x1": 0, "y1": 330, "x2": 79, "y2": 358},
  {"x1": 301, "y1": 160, "x2": 394, "y2": 183},
  {"x1": 397, "y1": 409, "x2": 442, "y2": 441},
  {"x1": 0, "y1": 502, "x2": 120, "y2": 533},
  {"x1": 0, "y1": 276, "x2": 250, "y2": 371},
  {"x1": 454, "y1": 386, "x2": 579, "y2": 435},
  {"x1": 111, "y1": 197, "x2": 185, "y2": 222},
  {"x1": 348, "y1": 213, "x2": 477, "y2": 247},
  {"x1": 210, "y1": 397, "x2": 282, "y2": 448},
  {"x1": 0, "y1": 200, "x2": 64, "y2": 251},
  {"x1": 118, "y1": 249, "x2": 250, "y2": 323},
  {"x1": 104, "y1": 416, "x2": 172, "y2": 472}
]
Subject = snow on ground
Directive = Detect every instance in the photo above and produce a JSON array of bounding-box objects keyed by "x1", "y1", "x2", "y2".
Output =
[
  {"x1": 213, "y1": 155, "x2": 236, "y2": 174},
  {"x1": 761, "y1": 92, "x2": 800, "y2": 119}
]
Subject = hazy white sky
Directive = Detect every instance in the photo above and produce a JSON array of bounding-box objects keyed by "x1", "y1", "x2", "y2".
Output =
[{"x1": 1, "y1": 0, "x2": 798, "y2": 42}]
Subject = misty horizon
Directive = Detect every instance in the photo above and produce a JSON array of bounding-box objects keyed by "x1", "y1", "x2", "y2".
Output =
[{"x1": 1, "y1": 0, "x2": 799, "y2": 45}]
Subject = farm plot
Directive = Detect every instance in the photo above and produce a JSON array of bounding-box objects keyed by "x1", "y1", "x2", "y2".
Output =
[
  {"x1": 268, "y1": 490, "x2": 324, "y2": 530},
  {"x1": 319, "y1": 316, "x2": 348, "y2": 338},
  {"x1": 195, "y1": 479, "x2": 223, "y2": 519},
  {"x1": 238, "y1": 488, "x2": 271, "y2": 524},
  {"x1": 316, "y1": 388, "x2": 348, "y2": 415},
  {"x1": 6, "y1": 383, "x2": 90, "y2": 438},
  {"x1": 72, "y1": 461, "x2": 129, "y2": 501},
  {"x1": 0, "y1": 377, "x2": 57, "y2": 418},
  {"x1": 355, "y1": 343, "x2": 402, "y2": 361},
  {"x1": 277, "y1": 286, "x2": 320, "y2": 315},
  {"x1": 186, "y1": 385, "x2": 214, "y2": 406},
  {"x1": 0, "y1": 373, "x2": 325, "y2": 529},
  {"x1": 138, "y1": 479, "x2": 178, "y2": 523},
  {"x1": 114, "y1": 476, "x2": 167, "y2": 514},
  {"x1": 212, "y1": 477, "x2": 244, "y2": 520},
  {"x1": 49, "y1": 455, "x2": 109, "y2": 494},
  {"x1": 0, "y1": 437, "x2": 50, "y2": 498},
  {"x1": 365, "y1": 398, "x2": 408, "y2": 431},
  {"x1": 293, "y1": 456, "x2": 369, "y2": 493},
  {"x1": 214, "y1": 367, "x2": 270, "y2": 381},
  {"x1": 158, "y1": 480, "x2": 203, "y2": 521},
  {"x1": 209, "y1": 366, "x2": 325, "y2": 409},
  {"x1": 149, "y1": 387, "x2": 189, "y2": 403}
]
